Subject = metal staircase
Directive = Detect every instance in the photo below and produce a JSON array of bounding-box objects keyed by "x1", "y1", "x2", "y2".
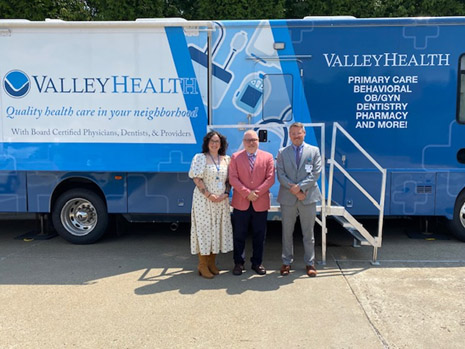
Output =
[
  {"x1": 314, "y1": 203, "x2": 382, "y2": 265},
  {"x1": 321, "y1": 122, "x2": 386, "y2": 265},
  {"x1": 326, "y1": 206, "x2": 382, "y2": 264}
]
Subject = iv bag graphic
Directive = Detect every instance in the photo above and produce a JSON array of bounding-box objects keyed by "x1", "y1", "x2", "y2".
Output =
[
  {"x1": 246, "y1": 20, "x2": 281, "y2": 69},
  {"x1": 189, "y1": 24, "x2": 247, "y2": 109}
]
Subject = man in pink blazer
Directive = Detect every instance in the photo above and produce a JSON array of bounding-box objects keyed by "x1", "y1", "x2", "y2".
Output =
[{"x1": 229, "y1": 130, "x2": 275, "y2": 275}]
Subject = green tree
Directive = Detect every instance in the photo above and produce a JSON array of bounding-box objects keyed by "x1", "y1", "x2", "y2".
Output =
[
  {"x1": 284, "y1": 0, "x2": 370, "y2": 19},
  {"x1": 285, "y1": 0, "x2": 465, "y2": 19},
  {"x1": 0, "y1": 0, "x2": 91, "y2": 20},
  {"x1": 1, "y1": 0, "x2": 465, "y2": 21},
  {"x1": 85, "y1": 0, "x2": 164, "y2": 20},
  {"x1": 284, "y1": 0, "x2": 328, "y2": 19},
  {"x1": 246, "y1": 0, "x2": 285, "y2": 19},
  {"x1": 196, "y1": 0, "x2": 285, "y2": 20},
  {"x1": 163, "y1": 0, "x2": 198, "y2": 19},
  {"x1": 379, "y1": 0, "x2": 465, "y2": 17},
  {"x1": 0, "y1": 0, "x2": 167, "y2": 21}
]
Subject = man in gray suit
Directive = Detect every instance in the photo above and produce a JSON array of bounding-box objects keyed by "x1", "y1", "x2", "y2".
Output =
[{"x1": 277, "y1": 122, "x2": 322, "y2": 277}]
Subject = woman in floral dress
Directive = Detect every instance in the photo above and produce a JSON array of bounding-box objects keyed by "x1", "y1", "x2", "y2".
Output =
[{"x1": 189, "y1": 131, "x2": 233, "y2": 278}]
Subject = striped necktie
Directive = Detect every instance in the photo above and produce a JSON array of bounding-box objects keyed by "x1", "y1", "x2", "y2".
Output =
[{"x1": 248, "y1": 154, "x2": 256, "y2": 171}]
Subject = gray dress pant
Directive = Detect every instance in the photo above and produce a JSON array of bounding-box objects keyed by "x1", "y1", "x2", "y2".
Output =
[{"x1": 281, "y1": 201, "x2": 316, "y2": 266}]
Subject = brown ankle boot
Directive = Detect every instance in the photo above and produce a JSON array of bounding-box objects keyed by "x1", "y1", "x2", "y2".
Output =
[
  {"x1": 198, "y1": 254, "x2": 214, "y2": 279},
  {"x1": 207, "y1": 254, "x2": 220, "y2": 275}
]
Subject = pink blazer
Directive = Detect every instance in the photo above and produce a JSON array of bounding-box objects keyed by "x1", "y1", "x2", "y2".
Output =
[{"x1": 229, "y1": 149, "x2": 275, "y2": 212}]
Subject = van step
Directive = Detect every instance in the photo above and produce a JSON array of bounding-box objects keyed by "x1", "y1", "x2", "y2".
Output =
[{"x1": 332, "y1": 215, "x2": 369, "y2": 245}]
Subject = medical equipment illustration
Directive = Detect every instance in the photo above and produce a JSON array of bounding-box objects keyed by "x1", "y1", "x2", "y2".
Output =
[
  {"x1": 233, "y1": 73, "x2": 265, "y2": 115},
  {"x1": 188, "y1": 23, "x2": 248, "y2": 108},
  {"x1": 246, "y1": 20, "x2": 281, "y2": 69}
]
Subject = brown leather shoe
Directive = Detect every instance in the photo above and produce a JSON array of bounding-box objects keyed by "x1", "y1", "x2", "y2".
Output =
[
  {"x1": 251, "y1": 264, "x2": 266, "y2": 275},
  {"x1": 306, "y1": 265, "x2": 317, "y2": 277},
  {"x1": 232, "y1": 264, "x2": 244, "y2": 276},
  {"x1": 280, "y1": 264, "x2": 291, "y2": 276}
]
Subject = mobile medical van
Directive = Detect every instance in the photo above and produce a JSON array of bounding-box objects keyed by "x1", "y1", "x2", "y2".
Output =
[{"x1": 1, "y1": 17, "x2": 465, "y2": 262}]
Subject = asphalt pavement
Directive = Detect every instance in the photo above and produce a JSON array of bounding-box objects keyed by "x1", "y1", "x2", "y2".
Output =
[{"x1": 0, "y1": 217, "x2": 464, "y2": 348}]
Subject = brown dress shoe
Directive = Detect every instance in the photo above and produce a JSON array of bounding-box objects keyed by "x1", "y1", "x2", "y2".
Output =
[
  {"x1": 280, "y1": 264, "x2": 291, "y2": 276},
  {"x1": 306, "y1": 265, "x2": 317, "y2": 277}
]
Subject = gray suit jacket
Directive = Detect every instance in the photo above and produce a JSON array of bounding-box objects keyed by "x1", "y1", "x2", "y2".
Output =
[{"x1": 277, "y1": 142, "x2": 322, "y2": 206}]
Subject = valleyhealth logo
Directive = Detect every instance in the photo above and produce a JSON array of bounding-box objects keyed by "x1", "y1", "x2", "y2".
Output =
[
  {"x1": 3, "y1": 70, "x2": 31, "y2": 98},
  {"x1": 3, "y1": 69, "x2": 199, "y2": 97}
]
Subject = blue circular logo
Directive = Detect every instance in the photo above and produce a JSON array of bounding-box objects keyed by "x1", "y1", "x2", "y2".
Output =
[{"x1": 3, "y1": 70, "x2": 30, "y2": 98}]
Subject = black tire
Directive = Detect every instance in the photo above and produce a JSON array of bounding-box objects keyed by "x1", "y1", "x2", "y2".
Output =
[
  {"x1": 450, "y1": 191, "x2": 465, "y2": 242},
  {"x1": 52, "y1": 189, "x2": 108, "y2": 244}
]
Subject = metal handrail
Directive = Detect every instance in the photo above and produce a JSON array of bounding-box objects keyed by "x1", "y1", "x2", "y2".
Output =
[{"x1": 327, "y1": 122, "x2": 387, "y2": 245}]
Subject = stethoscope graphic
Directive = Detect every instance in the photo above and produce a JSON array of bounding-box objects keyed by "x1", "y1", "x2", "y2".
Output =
[
  {"x1": 189, "y1": 22, "x2": 248, "y2": 109},
  {"x1": 255, "y1": 106, "x2": 292, "y2": 147},
  {"x1": 233, "y1": 106, "x2": 293, "y2": 152},
  {"x1": 255, "y1": 106, "x2": 319, "y2": 151}
]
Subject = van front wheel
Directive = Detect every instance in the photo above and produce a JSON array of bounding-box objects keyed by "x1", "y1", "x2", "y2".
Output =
[
  {"x1": 450, "y1": 191, "x2": 465, "y2": 242},
  {"x1": 52, "y1": 189, "x2": 108, "y2": 244}
]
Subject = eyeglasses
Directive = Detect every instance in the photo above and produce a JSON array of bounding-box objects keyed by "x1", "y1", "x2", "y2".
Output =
[
  {"x1": 244, "y1": 138, "x2": 258, "y2": 143},
  {"x1": 209, "y1": 139, "x2": 221, "y2": 144}
]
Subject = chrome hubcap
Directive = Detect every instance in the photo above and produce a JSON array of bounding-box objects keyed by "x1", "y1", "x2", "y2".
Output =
[{"x1": 60, "y1": 198, "x2": 98, "y2": 236}]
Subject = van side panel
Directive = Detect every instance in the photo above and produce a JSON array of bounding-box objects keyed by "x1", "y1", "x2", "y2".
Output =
[{"x1": 0, "y1": 172, "x2": 26, "y2": 212}]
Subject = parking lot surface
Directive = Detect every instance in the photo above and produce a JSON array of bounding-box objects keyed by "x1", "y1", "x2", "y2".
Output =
[{"x1": 1, "y1": 218, "x2": 464, "y2": 348}]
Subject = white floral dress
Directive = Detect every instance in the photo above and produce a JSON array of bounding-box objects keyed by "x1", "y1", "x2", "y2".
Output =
[{"x1": 189, "y1": 153, "x2": 233, "y2": 255}]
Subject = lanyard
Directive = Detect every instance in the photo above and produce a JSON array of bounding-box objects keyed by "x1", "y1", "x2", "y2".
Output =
[{"x1": 208, "y1": 153, "x2": 221, "y2": 180}]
